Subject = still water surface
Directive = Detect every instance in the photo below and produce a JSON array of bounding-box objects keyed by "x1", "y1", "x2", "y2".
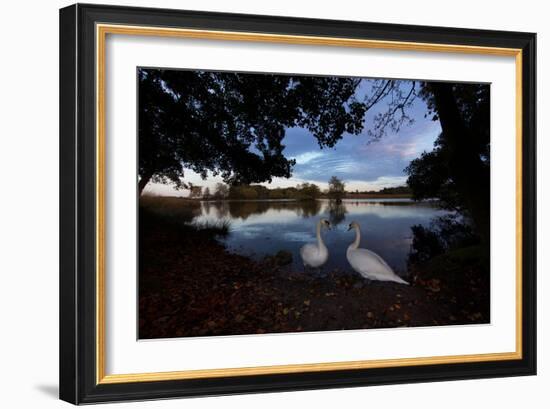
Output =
[{"x1": 194, "y1": 199, "x2": 448, "y2": 273}]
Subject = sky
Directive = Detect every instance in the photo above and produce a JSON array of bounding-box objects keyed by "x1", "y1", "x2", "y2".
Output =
[{"x1": 145, "y1": 79, "x2": 442, "y2": 196}]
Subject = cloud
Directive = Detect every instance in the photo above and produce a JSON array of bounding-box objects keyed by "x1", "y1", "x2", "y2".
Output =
[
  {"x1": 369, "y1": 141, "x2": 422, "y2": 159},
  {"x1": 346, "y1": 176, "x2": 408, "y2": 191},
  {"x1": 292, "y1": 151, "x2": 324, "y2": 165},
  {"x1": 264, "y1": 174, "x2": 408, "y2": 192},
  {"x1": 145, "y1": 78, "x2": 443, "y2": 197}
]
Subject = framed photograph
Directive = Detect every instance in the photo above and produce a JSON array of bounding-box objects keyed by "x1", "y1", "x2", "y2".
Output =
[{"x1": 59, "y1": 3, "x2": 536, "y2": 404}]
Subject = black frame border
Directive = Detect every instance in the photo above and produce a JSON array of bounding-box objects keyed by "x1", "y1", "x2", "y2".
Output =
[{"x1": 59, "y1": 3, "x2": 536, "y2": 404}]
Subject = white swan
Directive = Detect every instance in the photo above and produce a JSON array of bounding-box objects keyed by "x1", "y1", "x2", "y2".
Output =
[
  {"x1": 300, "y1": 219, "x2": 331, "y2": 269},
  {"x1": 346, "y1": 221, "x2": 409, "y2": 285}
]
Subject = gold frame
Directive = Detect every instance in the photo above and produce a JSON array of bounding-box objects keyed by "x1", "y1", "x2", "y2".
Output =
[{"x1": 95, "y1": 23, "x2": 523, "y2": 385}]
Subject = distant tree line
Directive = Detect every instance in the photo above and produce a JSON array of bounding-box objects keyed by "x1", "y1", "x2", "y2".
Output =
[
  {"x1": 193, "y1": 176, "x2": 349, "y2": 201},
  {"x1": 224, "y1": 182, "x2": 322, "y2": 201},
  {"x1": 194, "y1": 182, "x2": 322, "y2": 201},
  {"x1": 192, "y1": 177, "x2": 416, "y2": 201},
  {"x1": 348, "y1": 185, "x2": 412, "y2": 195}
]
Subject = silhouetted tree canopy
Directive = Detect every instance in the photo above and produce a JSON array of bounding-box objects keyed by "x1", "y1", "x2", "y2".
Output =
[
  {"x1": 138, "y1": 68, "x2": 366, "y2": 194},
  {"x1": 405, "y1": 82, "x2": 490, "y2": 241},
  {"x1": 406, "y1": 140, "x2": 462, "y2": 210},
  {"x1": 139, "y1": 68, "x2": 490, "y2": 242},
  {"x1": 358, "y1": 79, "x2": 490, "y2": 241}
]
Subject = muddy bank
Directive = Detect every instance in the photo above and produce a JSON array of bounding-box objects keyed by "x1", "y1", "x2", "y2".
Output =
[{"x1": 139, "y1": 210, "x2": 489, "y2": 339}]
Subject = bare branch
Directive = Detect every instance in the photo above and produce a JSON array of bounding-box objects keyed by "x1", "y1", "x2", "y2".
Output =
[{"x1": 365, "y1": 80, "x2": 418, "y2": 141}]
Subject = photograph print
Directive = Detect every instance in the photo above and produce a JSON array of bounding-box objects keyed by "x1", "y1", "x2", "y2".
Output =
[{"x1": 138, "y1": 68, "x2": 490, "y2": 339}]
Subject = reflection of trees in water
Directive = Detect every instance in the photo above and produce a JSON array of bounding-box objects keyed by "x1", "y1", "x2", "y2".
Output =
[
  {"x1": 203, "y1": 199, "x2": 430, "y2": 224},
  {"x1": 201, "y1": 200, "x2": 230, "y2": 218},
  {"x1": 229, "y1": 201, "x2": 270, "y2": 219},
  {"x1": 295, "y1": 200, "x2": 323, "y2": 218},
  {"x1": 204, "y1": 200, "x2": 322, "y2": 220},
  {"x1": 201, "y1": 199, "x2": 437, "y2": 224},
  {"x1": 407, "y1": 214, "x2": 482, "y2": 266},
  {"x1": 326, "y1": 200, "x2": 348, "y2": 226}
]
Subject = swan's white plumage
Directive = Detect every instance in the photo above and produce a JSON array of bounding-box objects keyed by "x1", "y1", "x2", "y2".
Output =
[
  {"x1": 346, "y1": 222, "x2": 409, "y2": 285},
  {"x1": 300, "y1": 219, "x2": 330, "y2": 268}
]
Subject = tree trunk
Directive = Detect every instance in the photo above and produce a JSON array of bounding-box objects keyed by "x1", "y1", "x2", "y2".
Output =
[
  {"x1": 138, "y1": 173, "x2": 152, "y2": 196},
  {"x1": 431, "y1": 83, "x2": 490, "y2": 243}
]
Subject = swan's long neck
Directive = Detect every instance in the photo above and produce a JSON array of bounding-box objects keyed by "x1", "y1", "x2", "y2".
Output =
[
  {"x1": 350, "y1": 226, "x2": 361, "y2": 250},
  {"x1": 316, "y1": 221, "x2": 326, "y2": 249}
]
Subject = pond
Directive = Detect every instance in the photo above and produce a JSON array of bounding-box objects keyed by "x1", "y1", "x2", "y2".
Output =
[{"x1": 192, "y1": 199, "x2": 449, "y2": 275}]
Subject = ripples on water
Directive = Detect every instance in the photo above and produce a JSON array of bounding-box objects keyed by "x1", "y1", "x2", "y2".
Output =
[{"x1": 193, "y1": 199, "x2": 448, "y2": 273}]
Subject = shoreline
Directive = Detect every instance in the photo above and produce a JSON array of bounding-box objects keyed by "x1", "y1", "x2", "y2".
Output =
[{"x1": 139, "y1": 207, "x2": 489, "y2": 339}]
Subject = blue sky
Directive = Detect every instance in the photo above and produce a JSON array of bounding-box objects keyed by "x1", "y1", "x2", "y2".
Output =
[{"x1": 145, "y1": 79, "x2": 442, "y2": 196}]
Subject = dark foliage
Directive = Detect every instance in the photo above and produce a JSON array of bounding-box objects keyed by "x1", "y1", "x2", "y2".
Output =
[
  {"x1": 405, "y1": 82, "x2": 490, "y2": 241},
  {"x1": 408, "y1": 214, "x2": 480, "y2": 266},
  {"x1": 138, "y1": 69, "x2": 366, "y2": 193},
  {"x1": 405, "y1": 139, "x2": 463, "y2": 211}
]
